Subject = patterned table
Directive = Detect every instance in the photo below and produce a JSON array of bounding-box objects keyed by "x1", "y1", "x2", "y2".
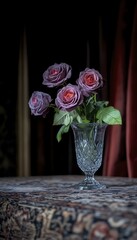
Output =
[{"x1": 0, "y1": 175, "x2": 137, "y2": 240}]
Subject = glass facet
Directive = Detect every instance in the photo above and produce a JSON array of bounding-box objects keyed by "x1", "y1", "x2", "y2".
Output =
[{"x1": 71, "y1": 123, "x2": 108, "y2": 190}]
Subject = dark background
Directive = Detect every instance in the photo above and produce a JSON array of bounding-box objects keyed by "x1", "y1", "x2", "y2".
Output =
[{"x1": 1, "y1": 0, "x2": 135, "y2": 177}]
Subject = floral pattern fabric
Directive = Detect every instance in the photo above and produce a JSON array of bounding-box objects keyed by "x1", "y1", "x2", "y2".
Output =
[{"x1": 0, "y1": 175, "x2": 137, "y2": 239}]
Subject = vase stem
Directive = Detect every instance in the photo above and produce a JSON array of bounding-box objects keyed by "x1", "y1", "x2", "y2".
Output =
[
  {"x1": 74, "y1": 173, "x2": 106, "y2": 190},
  {"x1": 84, "y1": 174, "x2": 95, "y2": 183}
]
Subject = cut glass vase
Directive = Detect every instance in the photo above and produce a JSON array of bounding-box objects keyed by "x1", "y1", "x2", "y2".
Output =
[{"x1": 71, "y1": 122, "x2": 108, "y2": 190}]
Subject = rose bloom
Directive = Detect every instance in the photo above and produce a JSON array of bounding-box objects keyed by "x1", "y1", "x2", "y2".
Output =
[
  {"x1": 28, "y1": 91, "x2": 52, "y2": 117},
  {"x1": 55, "y1": 84, "x2": 84, "y2": 111},
  {"x1": 77, "y1": 68, "x2": 103, "y2": 97},
  {"x1": 42, "y1": 63, "x2": 72, "y2": 88}
]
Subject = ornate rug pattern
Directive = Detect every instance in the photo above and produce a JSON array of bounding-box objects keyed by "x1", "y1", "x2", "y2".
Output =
[{"x1": 0, "y1": 175, "x2": 137, "y2": 239}]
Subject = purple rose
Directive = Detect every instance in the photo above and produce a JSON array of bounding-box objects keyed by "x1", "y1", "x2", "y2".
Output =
[
  {"x1": 28, "y1": 91, "x2": 52, "y2": 117},
  {"x1": 42, "y1": 63, "x2": 72, "y2": 87},
  {"x1": 55, "y1": 84, "x2": 84, "y2": 111},
  {"x1": 76, "y1": 68, "x2": 103, "y2": 97}
]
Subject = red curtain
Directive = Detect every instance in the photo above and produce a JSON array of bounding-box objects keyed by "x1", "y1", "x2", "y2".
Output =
[
  {"x1": 102, "y1": 0, "x2": 137, "y2": 177},
  {"x1": 126, "y1": 1, "x2": 137, "y2": 177}
]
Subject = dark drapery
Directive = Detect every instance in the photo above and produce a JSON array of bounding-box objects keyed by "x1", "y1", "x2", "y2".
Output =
[
  {"x1": 1, "y1": 0, "x2": 137, "y2": 177},
  {"x1": 126, "y1": 1, "x2": 137, "y2": 177},
  {"x1": 101, "y1": 0, "x2": 137, "y2": 177}
]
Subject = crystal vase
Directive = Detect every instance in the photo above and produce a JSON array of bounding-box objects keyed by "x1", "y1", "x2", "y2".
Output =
[{"x1": 71, "y1": 122, "x2": 108, "y2": 190}]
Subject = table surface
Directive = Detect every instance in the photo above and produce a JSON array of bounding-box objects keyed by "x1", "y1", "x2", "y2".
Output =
[{"x1": 0, "y1": 175, "x2": 137, "y2": 239}]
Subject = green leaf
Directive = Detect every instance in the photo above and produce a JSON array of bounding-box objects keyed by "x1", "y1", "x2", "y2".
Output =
[
  {"x1": 53, "y1": 110, "x2": 80, "y2": 126},
  {"x1": 76, "y1": 115, "x2": 83, "y2": 123},
  {"x1": 64, "y1": 115, "x2": 71, "y2": 125},
  {"x1": 95, "y1": 101, "x2": 109, "y2": 108},
  {"x1": 56, "y1": 125, "x2": 70, "y2": 142},
  {"x1": 96, "y1": 106, "x2": 122, "y2": 125},
  {"x1": 53, "y1": 111, "x2": 70, "y2": 125}
]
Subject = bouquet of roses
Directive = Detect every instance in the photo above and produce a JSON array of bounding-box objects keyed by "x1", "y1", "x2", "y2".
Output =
[{"x1": 28, "y1": 63, "x2": 122, "y2": 142}]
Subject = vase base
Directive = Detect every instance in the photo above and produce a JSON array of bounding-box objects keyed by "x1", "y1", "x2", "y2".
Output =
[{"x1": 73, "y1": 178, "x2": 106, "y2": 190}]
